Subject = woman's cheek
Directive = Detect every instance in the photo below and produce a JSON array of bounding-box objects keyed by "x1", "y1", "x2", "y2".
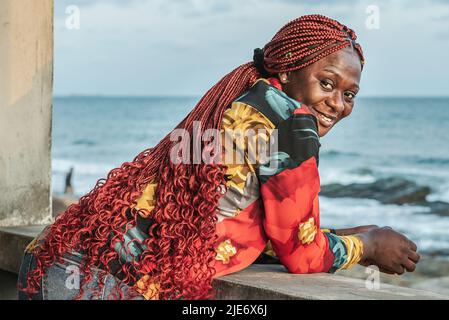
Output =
[{"x1": 342, "y1": 105, "x2": 354, "y2": 118}]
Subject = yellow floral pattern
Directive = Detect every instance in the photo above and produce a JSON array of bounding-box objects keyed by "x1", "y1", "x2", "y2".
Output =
[
  {"x1": 263, "y1": 240, "x2": 276, "y2": 257},
  {"x1": 133, "y1": 182, "x2": 158, "y2": 218},
  {"x1": 221, "y1": 102, "x2": 275, "y2": 194},
  {"x1": 215, "y1": 239, "x2": 237, "y2": 264},
  {"x1": 298, "y1": 217, "x2": 318, "y2": 245},
  {"x1": 136, "y1": 275, "x2": 160, "y2": 300}
]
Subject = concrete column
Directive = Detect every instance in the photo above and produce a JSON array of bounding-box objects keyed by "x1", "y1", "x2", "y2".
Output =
[{"x1": 0, "y1": 0, "x2": 53, "y2": 226}]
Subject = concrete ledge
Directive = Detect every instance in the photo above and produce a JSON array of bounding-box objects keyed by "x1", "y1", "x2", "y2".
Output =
[
  {"x1": 213, "y1": 264, "x2": 449, "y2": 300},
  {"x1": 1, "y1": 226, "x2": 447, "y2": 300},
  {"x1": 0, "y1": 225, "x2": 45, "y2": 273}
]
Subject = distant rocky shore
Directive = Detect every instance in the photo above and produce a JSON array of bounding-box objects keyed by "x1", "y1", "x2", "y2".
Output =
[{"x1": 320, "y1": 176, "x2": 449, "y2": 217}]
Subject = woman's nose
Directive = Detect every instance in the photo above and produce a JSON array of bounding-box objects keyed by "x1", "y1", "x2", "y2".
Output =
[{"x1": 326, "y1": 92, "x2": 345, "y2": 114}]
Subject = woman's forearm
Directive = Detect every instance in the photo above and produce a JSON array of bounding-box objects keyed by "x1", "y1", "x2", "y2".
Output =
[{"x1": 334, "y1": 225, "x2": 378, "y2": 236}]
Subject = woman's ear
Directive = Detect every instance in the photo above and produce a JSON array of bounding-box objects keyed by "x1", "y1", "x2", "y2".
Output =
[{"x1": 278, "y1": 72, "x2": 290, "y2": 84}]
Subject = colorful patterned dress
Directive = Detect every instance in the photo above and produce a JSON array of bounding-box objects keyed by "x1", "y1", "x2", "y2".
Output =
[{"x1": 114, "y1": 78, "x2": 364, "y2": 298}]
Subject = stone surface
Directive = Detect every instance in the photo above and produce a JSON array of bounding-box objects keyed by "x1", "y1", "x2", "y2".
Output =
[
  {"x1": 0, "y1": 270, "x2": 18, "y2": 300},
  {"x1": 338, "y1": 258, "x2": 449, "y2": 292},
  {"x1": 411, "y1": 277, "x2": 449, "y2": 296},
  {"x1": 0, "y1": 225, "x2": 45, "y2": 273},
  {"x1": 2, "y1": 226, "x2": 447, "y2": 300},
  {"x1": 213, "y1": 264, "x2": 449, "y2": 300},
  {"x1": 0, "y1": 0, "x2": 53, "y2": 227}
]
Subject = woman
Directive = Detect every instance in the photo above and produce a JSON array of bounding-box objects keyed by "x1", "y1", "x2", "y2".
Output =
[{"x1": 18, "y1": 14, "x2": 420, "y2": 300}]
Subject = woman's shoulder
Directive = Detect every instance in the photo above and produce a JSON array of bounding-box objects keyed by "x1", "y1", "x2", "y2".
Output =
[{"x1": 233, "y1": 78, "x2": 313, "y2": 127}]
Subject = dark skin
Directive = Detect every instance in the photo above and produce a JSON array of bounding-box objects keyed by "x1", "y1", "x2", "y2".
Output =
[{"x1": 278, "y1": 46, "x2": 420, "y2": 275}]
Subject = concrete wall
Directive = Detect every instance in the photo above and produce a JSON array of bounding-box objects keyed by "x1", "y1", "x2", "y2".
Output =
[{"x1": 0, "y1": 0, "x2": 53, "y2": 226}]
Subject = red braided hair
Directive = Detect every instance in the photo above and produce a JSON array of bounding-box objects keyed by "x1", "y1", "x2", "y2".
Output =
[{"x1": 23, "y1": 14, "x2": 364, "y2": 300}]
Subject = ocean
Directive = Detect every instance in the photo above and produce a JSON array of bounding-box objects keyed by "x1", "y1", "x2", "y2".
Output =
[{"x1": 52, "y1": 96, "x2": 449, "y2": 255}]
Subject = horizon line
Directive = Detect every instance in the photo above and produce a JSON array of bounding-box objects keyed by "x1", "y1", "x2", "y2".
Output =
[{"x1": 53, "y1": 94, "x2": 449, "y2": 99}]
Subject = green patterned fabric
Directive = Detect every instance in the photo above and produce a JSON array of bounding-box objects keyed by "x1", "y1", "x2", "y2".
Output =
[{"x1": 324, "y1": 232, "x2": 348, "y2": 273}]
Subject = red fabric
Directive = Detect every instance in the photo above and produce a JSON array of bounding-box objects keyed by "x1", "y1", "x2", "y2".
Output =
[
  {"x1": 213, "y1": 199, "x2": 268, "y2": 278},
  {"x1": 268, "y1": 77, "x2": 283, "y2": 91},
  {"x1": 293, "y1": 106, "x2": 314, "y2": 116},
  {"x1": 261, "y1": 157, "x2": 334, "y2": 273}
]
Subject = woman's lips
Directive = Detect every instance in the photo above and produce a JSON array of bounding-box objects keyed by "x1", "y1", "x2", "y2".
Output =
[{"x1": 305, "y1": 105, "x2": 336, "y2": 128}]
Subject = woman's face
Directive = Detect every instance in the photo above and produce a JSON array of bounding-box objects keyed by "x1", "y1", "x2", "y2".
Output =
[{"x1": 280, "y1": 46, "x2": 362, "y2": 137}]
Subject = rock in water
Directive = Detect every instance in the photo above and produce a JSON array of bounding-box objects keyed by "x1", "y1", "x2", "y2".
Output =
[
  {"x1": 320, "y1": 177, "x2": 431, "y2": 204},
  {"x1": 417, "y1": 201, "x2": 449, "y2": 217},
  {"x1": 320, "y1": 177, "x2": 449, "y2": 217}
]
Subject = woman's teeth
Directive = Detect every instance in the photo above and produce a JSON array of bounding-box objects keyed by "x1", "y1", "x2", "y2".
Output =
[
  {"x1": 306, "y1": 105, "x2": 335, "y2": 127},
  {"x1": 318, "y1": 113, "x2": 333, "y2": 124}
]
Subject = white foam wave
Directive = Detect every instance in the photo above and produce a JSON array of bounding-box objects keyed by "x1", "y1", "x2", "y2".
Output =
[
  {"x1": 319, "y1": 168, "x2": 376, "y2": 185},
  {"x1": 52, "y1": 158, "x2": 115, "y2": 175},
  {"x1": 319, "y1": 196, "x2": 449, "y2": 253},
  {"x1": 52, "y1": 158, "x2": 117, "y2": 195}
]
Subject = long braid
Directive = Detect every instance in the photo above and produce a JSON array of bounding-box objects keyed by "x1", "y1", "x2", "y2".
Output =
[{"x1": 23, "y1": 14, "x2": 364, "y2": 300}]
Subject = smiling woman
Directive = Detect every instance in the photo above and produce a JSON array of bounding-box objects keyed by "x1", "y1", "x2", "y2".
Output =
[
  {"x1": 279, "y1": 46, "x2": 362, "y2": 137},
  {"x1": 18, "y1": 14, "x2": 420, "y2": 300}
]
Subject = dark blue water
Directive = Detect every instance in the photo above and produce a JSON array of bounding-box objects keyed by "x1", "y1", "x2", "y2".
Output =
[{"x1": 52, "y1": 96, "x2": 449, "y2": 254}]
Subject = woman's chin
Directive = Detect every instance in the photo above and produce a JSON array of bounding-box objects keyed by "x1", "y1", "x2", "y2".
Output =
[
  {"x1": 317, "y1": 125, "x2": 330, "y2": 137},
  {"x1": 320, "y1": 122, "x2": 338, "y2": 137}
]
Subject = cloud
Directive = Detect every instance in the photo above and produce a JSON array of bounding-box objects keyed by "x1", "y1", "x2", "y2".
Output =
[{"x1": 53, "y1": 0, "x2": 449, "y2": 97}]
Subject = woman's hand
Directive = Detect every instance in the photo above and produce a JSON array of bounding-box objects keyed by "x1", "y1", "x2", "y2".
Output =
[
  {"x1": 335, "y1": 225, "x2": 378, "y2": 236},
  {"x1": 357, "y1": 227, "x2": 420, "y2": 275}
]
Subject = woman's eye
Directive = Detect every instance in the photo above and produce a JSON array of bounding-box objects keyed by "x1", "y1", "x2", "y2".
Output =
[
  {"x1": 320, "y1": 80, "x2": 333, "y2": 90},
  {"x1": 345, "y1": 91, "x2": 356, "y2": 100}
]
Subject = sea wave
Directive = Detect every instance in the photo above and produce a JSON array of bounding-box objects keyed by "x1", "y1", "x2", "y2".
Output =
[
  {"x1": 414, "y1": 157, "x2": 449, "y2": 165},
  {"x1": 427, "y1": 182, "x2": 449, "y2": 203},
  {"x1": 320, "y1": 149, "x2": 361, "y2": 158},
  {"x1": 52, "y1": 158, "x2": 116, "y2": 195},
  {"x1": 319, "y1": 197, "x2": 449, "y2": 254},
  {"x1": 72, "y1": 139, "x2": 97, "y2": 146},
  {"x1": 319, "y1": 167, "x2": 376, "y2": 185},
  {"x1": 52, "y1": 158, "x2": 115, "y2": 176}
]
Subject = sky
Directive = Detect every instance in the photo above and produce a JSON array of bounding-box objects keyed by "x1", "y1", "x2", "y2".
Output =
[{"x1": 54, "y1": 0, "x2": 449, "y2": 97}]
